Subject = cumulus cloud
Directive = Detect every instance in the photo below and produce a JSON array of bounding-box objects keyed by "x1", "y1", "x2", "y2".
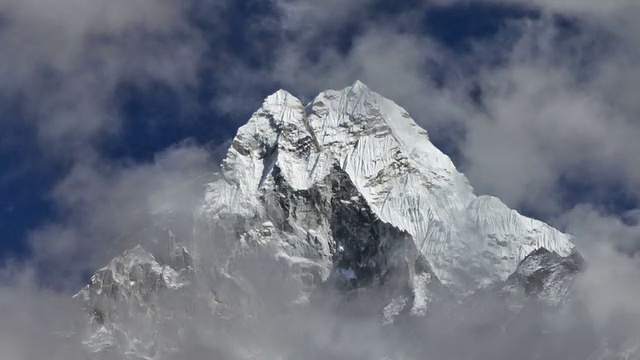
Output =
[
  {"x1": 557, "y1": 206, "x2": 640, "y2": 350},
  {"x1": 452, "y1": 13, "x2": 640, "y2": 213},
  {"x1": 274, "y1": 0, "x2": 374, "y2": 34},
  {"x1": 29, "y1": 143, "x2": 213, "y2": 287},
  {"x1": 494, "y1": 0, "x2": 636, "y2": 16},
  {"x1": 0, "y1": 270, "x2": 86, "y2": 360},
  {"x1": 462, "y1": 60, "x2": 639, "y2": 213}
]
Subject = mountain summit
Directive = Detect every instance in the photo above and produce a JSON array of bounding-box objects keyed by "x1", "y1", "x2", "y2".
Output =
[
  {"x1": 201, "y1": 80, "x2": 574, "y2": 293},
  {"x1": 77, "y1": 81, "x2": 584, "y2": 360}
]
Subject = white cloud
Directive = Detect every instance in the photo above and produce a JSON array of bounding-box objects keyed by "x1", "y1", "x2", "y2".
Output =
[
  {"x1": 0, "y1": 270, "x2": 86, "y2": 360},
  {"x1": 560, "y1": 204, "x2": 640, "y2": 255},
  {"x1": 29, "y1": 143, "x2": 213, "y2": 286}
]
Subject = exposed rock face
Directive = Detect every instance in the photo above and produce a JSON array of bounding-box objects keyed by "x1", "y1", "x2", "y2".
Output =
[
  {"x1": 76, "y1": 81, "x2": 601, "y2": 360},
  {"x1": 75, "y1": 246, "x2": 194, "y2": 359},
  {"x1": 500, "y1": 248, "x2": 583, "y2": 307}
]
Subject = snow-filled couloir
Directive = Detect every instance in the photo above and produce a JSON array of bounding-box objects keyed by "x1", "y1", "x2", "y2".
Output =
[{"x1": 199, "y1": 80, "x2": 575, "y2": 295}]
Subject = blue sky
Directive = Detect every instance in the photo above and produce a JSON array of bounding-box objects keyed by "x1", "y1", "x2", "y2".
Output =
[{"x1": 1, "y1": 0, "x2": 639, "y2": 274}]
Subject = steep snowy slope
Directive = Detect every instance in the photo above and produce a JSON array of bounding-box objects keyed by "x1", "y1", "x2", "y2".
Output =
[{"x1": 500, "y1": 247, "x2": 583, "y2": 307}]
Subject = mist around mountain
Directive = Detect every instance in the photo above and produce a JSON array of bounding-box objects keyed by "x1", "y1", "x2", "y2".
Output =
[{"x1": 12, "y1": 82, "x2": 632, "y2": 360}]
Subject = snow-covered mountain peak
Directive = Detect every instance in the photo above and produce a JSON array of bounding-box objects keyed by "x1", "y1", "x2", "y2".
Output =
[
  {"x1": 350, "y1": 79, "x2": 368, "y2": 91},
  {"x1": 310, "y1": 81, "x2": 460, "y2": 185},
  {"x1": 74, "y1": 82, "x2": 639, "y2": 360},
  {"x1": 202, "y1": 81, "x2": 575, "y2": 294}
]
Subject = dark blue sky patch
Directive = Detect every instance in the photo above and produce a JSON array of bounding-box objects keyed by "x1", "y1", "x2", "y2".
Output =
[
  {"x1": 558, "y1": 175, "x2": 640, "y2": 217},
  {"x1": 371, "y1": 0, "x2": 424, "y2": 16},
  {"x1": 552, "y1": 173, "x2": 640, "y2": 253},
  {"x1": 424, "y1": 3, "x2": 539, "y2": 53},
  {"x1": 222, "y1": 0, "x2": 282, "y2": 67},
  {"x1": 189, "y1": 0, "x2": 282, "y2": 70},
  {"x1": 302, "y1": 20, "x2": 365, "y2": 62},
  {"x1": 331, "y1": 21, "x2": 364, "y2": 56},
  {"x1": 0, "y1": 98, "x2": 60, "y2": 260},
  {"x1": 104, "y1": 81, "x2": 199, "y2": 162},
  {"x1": 103, "y1": 76, "x2": 262, "y2": 163},
  {"x1": 428, "y1": 119, "x2": 467, "y2": 168},
  {"x1": 550, "y1": 15, "x2": 616, "y2": 84}
]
